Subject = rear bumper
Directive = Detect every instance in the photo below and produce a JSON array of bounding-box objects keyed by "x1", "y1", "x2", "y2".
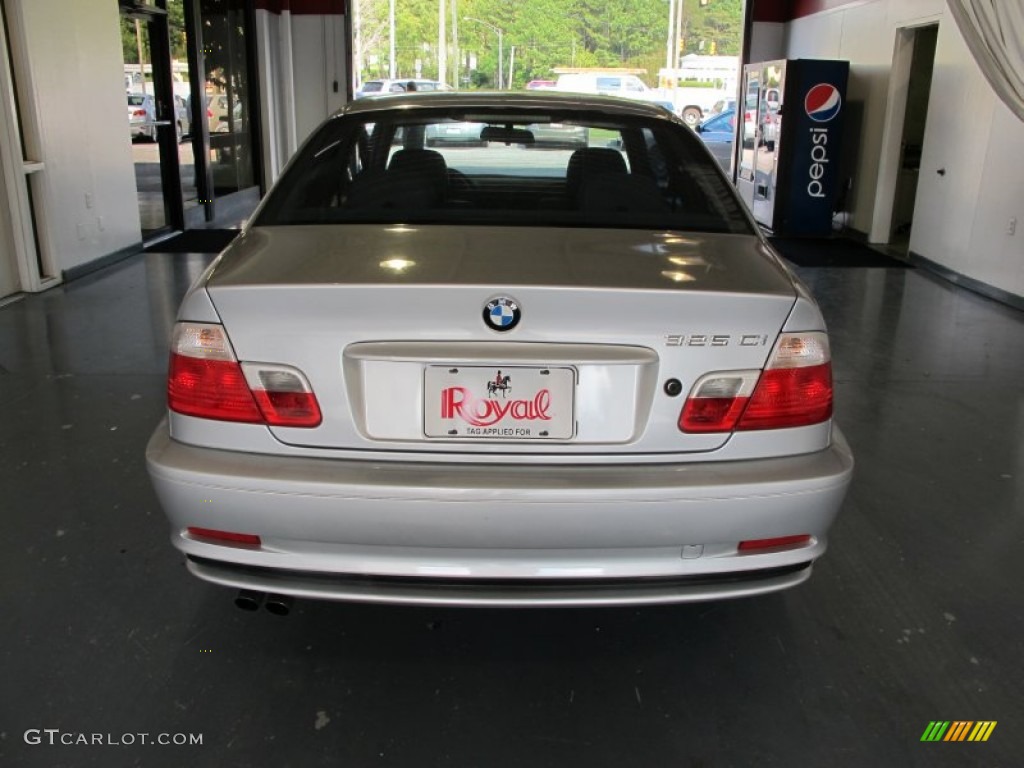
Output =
[
  {"x1": 188, "y1": 557, "x2": 814, "y2": 607},
  {"x1": 146, "y1": 421, "x2": 853, "y2": 606}
]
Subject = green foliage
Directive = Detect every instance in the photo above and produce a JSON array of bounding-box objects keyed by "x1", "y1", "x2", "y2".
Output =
[
  {"x1": 120, "y1": 2, "x2": 188, "y2": 66},
  {"x1": 355, "y1": 0, "x2": 742, "y2": 89},
  {"x1": 678, "y1": 0, "x2": 741, "y2": 57}
]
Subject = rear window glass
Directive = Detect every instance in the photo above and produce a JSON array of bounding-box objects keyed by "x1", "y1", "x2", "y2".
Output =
[
  {"x1": 255, "y1": 107, "x2": 752, "y2": 235},
  {"x1": 361, "y1": 82, "x2": 383, "y2": 93},
  {"x1": 128, "y1": 95, "x2": 146, "y2": 106}
]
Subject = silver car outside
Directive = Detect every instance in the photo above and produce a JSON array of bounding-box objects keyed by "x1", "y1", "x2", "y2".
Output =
[{"x1": 146, "y1": 92, "x2": 853, "y2": 608}]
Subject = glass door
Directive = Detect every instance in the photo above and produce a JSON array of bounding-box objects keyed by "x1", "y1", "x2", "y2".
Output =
[
  {"x1": 196, "y1": 0, "x2": 261, "y2": 220},
  {"x1": 120, "y1": 0, "x2": 184, "y2": 240}
]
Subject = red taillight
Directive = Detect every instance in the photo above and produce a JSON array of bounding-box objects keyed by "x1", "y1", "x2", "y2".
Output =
[
  {"x1": 681, "y1": 397, "x2": 748, "y2": 432},
  {"x1": 187, "y1": 527, "x2": 262, "y2": 547},
  {"x1": 132, "y1": 109, "x2": 147, "y2": 117},
  {"x1": 168, "y1": 353, "x2": 262, "y2": 422},
  {"x1": 736, "y1": 363, "x2": 832, "y2": 430},
  {"x1": 167, "y1": 323, "x2": 321, "y2": 427},
  {"x1": 679, "y1": 333, "x2": 833, "y2": 433},
  {"x1": 738, "y1": 534, "x2": 811, "y2": 552}
]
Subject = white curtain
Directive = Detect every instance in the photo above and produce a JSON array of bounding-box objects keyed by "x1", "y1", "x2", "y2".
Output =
[{"x1": 946, "y1": 0, "x2": 1024, "y2": 122}]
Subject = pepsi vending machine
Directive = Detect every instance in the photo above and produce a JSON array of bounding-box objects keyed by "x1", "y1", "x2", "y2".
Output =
[{"x1": 735, "y1": 59, "x2": 849, "y2": 236}]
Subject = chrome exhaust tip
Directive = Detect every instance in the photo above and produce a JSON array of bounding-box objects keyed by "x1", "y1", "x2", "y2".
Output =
[
  {"x1": 234, "y1": 589, "x2": 264, "y2": 611},
  {"x1": 264, "y1": 594, "x2": 293, "y2": 616}
]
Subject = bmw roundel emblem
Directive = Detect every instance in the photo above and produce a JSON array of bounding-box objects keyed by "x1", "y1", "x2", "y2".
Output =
[{"x1": 483, "y1": 297, "x2": 521, "y2": 332}]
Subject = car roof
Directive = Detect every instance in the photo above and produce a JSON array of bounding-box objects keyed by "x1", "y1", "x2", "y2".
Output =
[{"x1": 340, "y1": 90, "x2": 678, "y2": 121}]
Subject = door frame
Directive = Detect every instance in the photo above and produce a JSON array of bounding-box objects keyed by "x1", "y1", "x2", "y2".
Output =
[
  {"x1": 0, "y1": 0, "x2": 58, "y2": 293},
  {"x1": 871, "y1": 19, "x2": 940, "y2": 244}
]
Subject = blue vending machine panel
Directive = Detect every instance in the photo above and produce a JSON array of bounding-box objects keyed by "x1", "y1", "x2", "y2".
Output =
[{"x1": 776, "y1": 59, "x2": 850, "y2": 236}]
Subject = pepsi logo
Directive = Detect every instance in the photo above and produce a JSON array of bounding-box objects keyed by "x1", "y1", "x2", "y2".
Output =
[{"x1": 804, "y1": 84, "x2": 842, "y2": 123}]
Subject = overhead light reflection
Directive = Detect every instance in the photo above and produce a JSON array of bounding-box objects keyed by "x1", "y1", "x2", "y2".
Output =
[
  {"x1": 661, "y1": 270, "x2": 696, "y2": 283},
  {"x1": 380, "y1": 258, "x2": 416, "y2": 272},
  {"x1": 667, "y1": 256, "x2": 707, "y2": 267},
  {"x1": 659, "y1": 234, "x2": 698, "y2": 246}
]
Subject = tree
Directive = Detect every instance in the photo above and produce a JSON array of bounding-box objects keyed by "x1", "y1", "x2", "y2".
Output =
[
  {"x1": 120, "y1": 2, "x2": 188, "y2": 65},
  {"x1": 353, "y1": 0, "x2": 743, "y2": 89}
]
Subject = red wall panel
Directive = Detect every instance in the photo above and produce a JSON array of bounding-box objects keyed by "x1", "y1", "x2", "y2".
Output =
[{"x1": 753, "y1": 0, "x2": 865, "y2": 23}]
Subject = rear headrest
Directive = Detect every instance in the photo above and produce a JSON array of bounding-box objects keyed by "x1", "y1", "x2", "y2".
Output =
[
  {"x1": 389, "y1": 149, "x2": 447, "y2": 179},
  {"x1": 566, "y1": 148, "x2": 628, "y2": 196}
]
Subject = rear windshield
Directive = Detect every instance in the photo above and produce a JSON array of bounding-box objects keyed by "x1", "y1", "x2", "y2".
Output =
[
  {"x1": 361, "y1": 82, "x2": 383, "y2": 93},
  {"x1": 128, "y1": 95, "x2": 146, "y2": 106},
  {"x1": 255, "y1": 107, "x2": 753, "y2": 235}
]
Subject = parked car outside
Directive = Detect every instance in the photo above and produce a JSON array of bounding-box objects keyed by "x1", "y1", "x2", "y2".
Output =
[
  {"x1": 760, "y1": 103, "x2": 780, "y2": 150},
  {"x1": 709, "y1": 98, "x2": 737, "y2": 116},
  {"x1": 146, "y1": 91, "x2": 852, "y2": 610},
  {"x1": 356, "y1": 79, "x2": 451, "y2": 98},
  {"x1": 173, "y1": 95, "x2": 191, "y2": 140},
  {"x1": 425, "y1": 121, "x2": 486, "y2": 147},
  {"x1": 697, "y1": 108, "x2": 736, "y2": 170},
  {"x1": 524, "y1": 122, "x2": 589, "y2": 149},
  {"x1": 207, "y1": 93, "x2": 228, "y2": 133},
  {"x1": 554, "y1": 72, "x2": 720, "y2": 127},
  {"x1": 129, "y1": 92, "x2": 192, "y2": 143},
  {"x1": 127, "y1": 92, "x2": 156, "y2": 142},
  {"x1": 743, "y1": 100, "x2": 778, "y2": 150}
]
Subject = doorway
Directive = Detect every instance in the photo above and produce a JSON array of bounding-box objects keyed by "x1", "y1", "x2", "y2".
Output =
[
  {"x1": 120, "y1": 1, "x2": 187, "y2": 240},
  {"x1": 873, "y1": 23, "x2": 938, "y2": 252},
  {"x1": 120, "y1": 0, "x2": 262, "y2": 239}
]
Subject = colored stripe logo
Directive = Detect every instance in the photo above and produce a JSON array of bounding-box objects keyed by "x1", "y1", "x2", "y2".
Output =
[{"x1": 921, "y1": 721, "x2": 997, "y2": 742}]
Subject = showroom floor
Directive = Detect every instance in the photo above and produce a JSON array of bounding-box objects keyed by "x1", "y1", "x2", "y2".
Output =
[{"x1": 1, "y1": 249, "x2": 1021, "y2": 767}]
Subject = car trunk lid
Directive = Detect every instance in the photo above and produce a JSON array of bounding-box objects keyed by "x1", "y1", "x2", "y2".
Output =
[{"x1": 203, "y1": 225, "x2": 796, "y2": 455}]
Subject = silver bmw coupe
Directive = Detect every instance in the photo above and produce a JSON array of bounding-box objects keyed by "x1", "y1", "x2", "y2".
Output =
[{"x1": 146, "y1": 92, "x2": 853, "y2": 608}]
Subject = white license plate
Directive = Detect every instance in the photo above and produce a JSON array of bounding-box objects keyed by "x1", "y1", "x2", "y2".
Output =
[{"x1": 424, "y1": 365, "x2": 575, "y2": 440}]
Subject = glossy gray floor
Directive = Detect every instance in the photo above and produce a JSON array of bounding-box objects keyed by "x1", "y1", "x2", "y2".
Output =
[{"x1": 1, "y1": 253, "x2": 1021, "y2": 767}]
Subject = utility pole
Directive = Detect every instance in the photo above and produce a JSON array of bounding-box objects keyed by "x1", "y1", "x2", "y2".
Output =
[
  {"x1": 389, "y1": 0, "x2": 396, "y2": 79},
  {"x1": 438, "y1": 0, "x2": 447, "y2": 83},
  {"x1": 676, "y1": 0, "x2": 685, "y2": 68},
  {"x1": 665, "y1": 0, "x2": 676, "y2": 73},
  {"x1": 135, "y1": 19, "x2": 147, "y2": 95},
  {"x1": 353, "y1": 0, "x2": 362, "y2": 89},
  {"x1": 450, "y1": 0, "x2": 459, "y2": 88}
]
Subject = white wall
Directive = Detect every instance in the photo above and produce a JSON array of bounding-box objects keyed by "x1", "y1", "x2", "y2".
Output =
[
  {"x1": 5, "y1": 0, "x2": 141, "y2": 276},
  {"x1": 776, "y1": 0, "x2": 1024, "y2": 300},
  {"x1": 749, "y1": 22, "x2": 785, "y2": 63},
  {"x1": 256, "y1": 8, "x2": 349, "y2": 186}
]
